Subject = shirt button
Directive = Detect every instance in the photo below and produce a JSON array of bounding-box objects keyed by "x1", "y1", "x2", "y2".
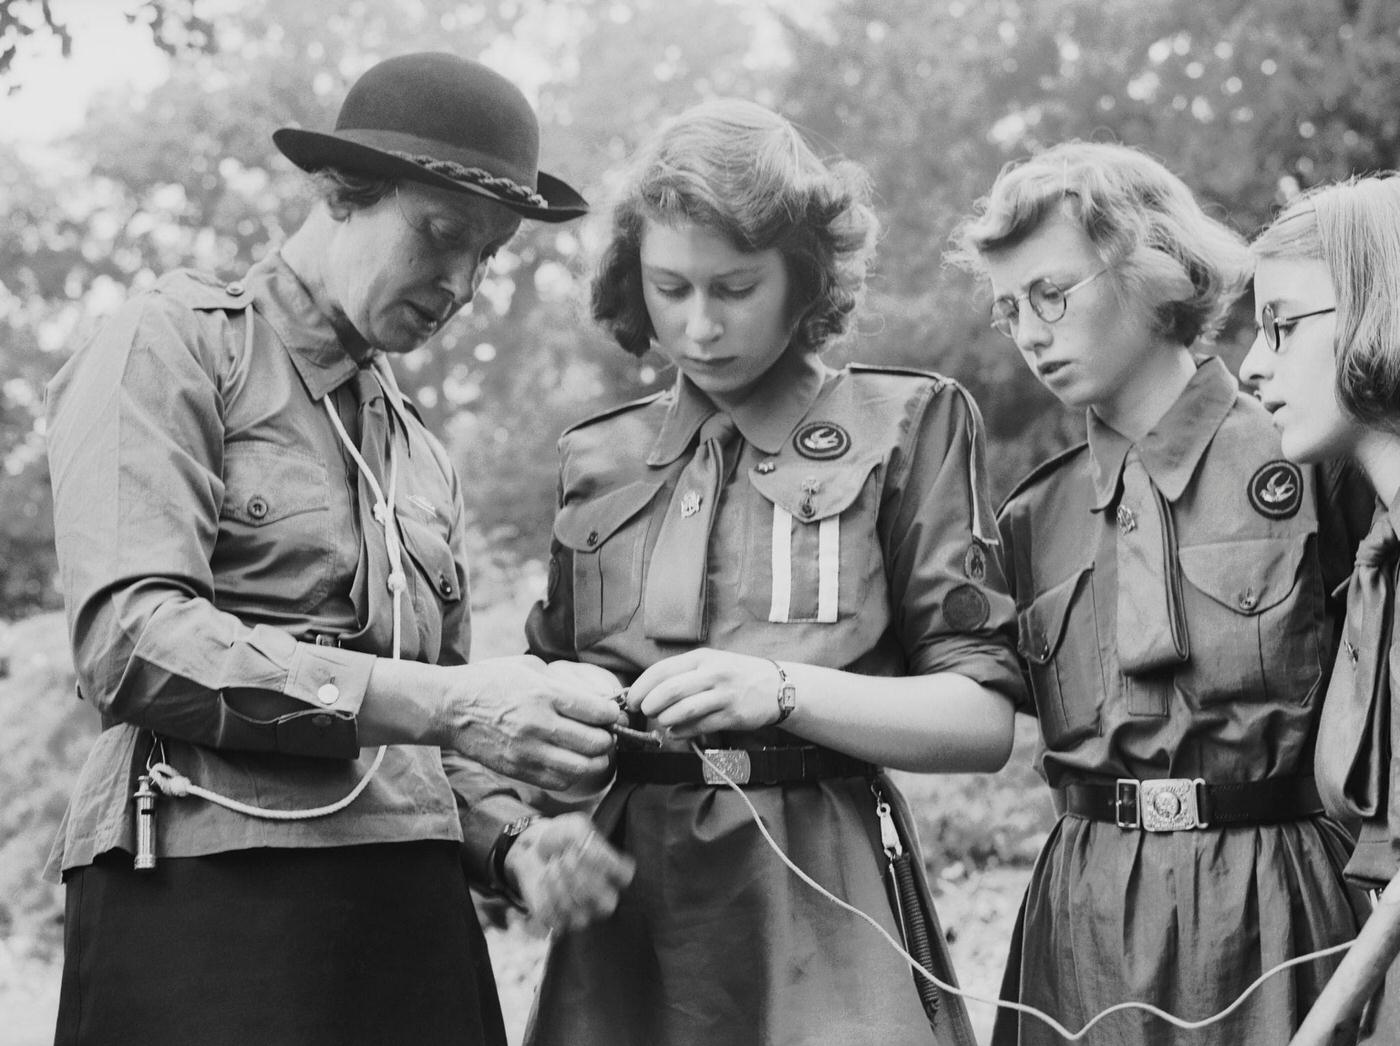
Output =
[
  {"x1": 1237, "y1": 589, "x2": 1258, "y2": 611},
  {"x1": 246, "y1": 495, "x2": 269, "y2": 520},
  {"x1": 437, "y1": 573, "x2": 454, "y2": 597},
  {"x1": 317, "y1": 683, "x2": 339, "y2": 705},
  {"x1": 225, "y1": 281, "x2": 244, "y2": 296},
  {"x1": 586, "y1": 530, "x2": 600, "y2": 547}
]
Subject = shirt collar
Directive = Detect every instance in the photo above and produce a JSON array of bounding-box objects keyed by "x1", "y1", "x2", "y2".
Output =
[
  {"x1": 244, "y1": 250, "x2": 364, "y2": 401},
  {"x1": 1087, "y1": 355, "x2": 1239, "y2": 510},
  {"x1": 646, "y1": 350, "x2": 828, "y2": 466}
]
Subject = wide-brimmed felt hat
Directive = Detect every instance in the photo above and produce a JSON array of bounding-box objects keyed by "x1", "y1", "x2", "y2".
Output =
[{"x1": 273, "y1": 52, "x2": 586, "y2": 223}]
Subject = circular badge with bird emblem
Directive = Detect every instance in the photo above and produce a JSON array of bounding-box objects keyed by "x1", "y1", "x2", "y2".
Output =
[
  {"x1": 793, "y1": 422, "x2": 851, "y2": 460},
  {"x1": 1247, "y1": 460, "x2": 1303, "y2": 520}
]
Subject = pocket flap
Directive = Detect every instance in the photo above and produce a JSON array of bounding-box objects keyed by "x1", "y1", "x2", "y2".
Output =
[
  {"x1": 554, "y1": 481, "x2": 664, "y2": 552},
  {"x1": 747, "y1": 459, "x2": 877, "y2": 523},
  {"x1": 1178, "y1": 534, "x2": 1307, "y2": 616},
  {"x1": 1018, "y1": 566, "x2": 1092, "y2": 664},
  {"x1": 398, "y1": 514, "x2": 462, "y2": 603},
  {"x1": 222, "y1": 444, "x2": 327, "y2": 526}
]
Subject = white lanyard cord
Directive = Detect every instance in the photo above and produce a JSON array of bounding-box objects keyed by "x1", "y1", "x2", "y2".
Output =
[
  {"x1": 147, "y1": 373, "x2": 405, "y2": 818},
  {"x1": 692, "y1": 744, "x2": 1357, "y2": 1039}
]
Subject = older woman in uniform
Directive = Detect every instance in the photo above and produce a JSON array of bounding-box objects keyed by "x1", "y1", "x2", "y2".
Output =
[
  {"x1": 949, "y1": 142, "x2": 1372, "y2": 1045},
  {"x1": 503, "y1": 98, "x2": 1024, "y2": 1046},
  {"x1": 1241, "y1": 174, "x2": 1400, "y2": 1043},
  {"x1": 45, "y1": 54, "x2": 632, "y2": 1046}
]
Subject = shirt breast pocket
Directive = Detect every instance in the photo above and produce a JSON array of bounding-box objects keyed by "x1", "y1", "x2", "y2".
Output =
[
  {"x1": 1177, "y1": 534, "x2": 1321, "y2": 705},
  {"x1": 398, "y1": 514, "x2": 463, "y2": 606},
  {"x1": 216, "y1": 442, "x2": 333, "y2": 613},
  {"x1": 553, "y1": 481, "x2": 664, "y2": 650},
  {"x1": 1019, "y1": 565, "x2": 1104, "y2": 747},
  {"x1": 740, "y1": 460, "x2": 885, "y2": 624}
]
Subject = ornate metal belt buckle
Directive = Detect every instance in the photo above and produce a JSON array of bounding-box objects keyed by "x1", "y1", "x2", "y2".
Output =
[
  {"x1": 702, "y1": 748, "x2": 751, "y2": 785},
  {"x1": 1138, "y1": 777, "x2": 1207, "y2": 831}
]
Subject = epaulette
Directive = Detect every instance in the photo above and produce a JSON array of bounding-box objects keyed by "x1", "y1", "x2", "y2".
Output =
[
  {"x1": 560, "y1": 390, "x2": 667, "y2": 437},
  {"x1": 848, "y1": 362, "x2": 951, "y2": 390},
  {"x1": 999, "y1": 441, "x2": 1089, "y2": 513},
  {"x1": 156, "y1": 270, "x2": 253, "y2": 312}
]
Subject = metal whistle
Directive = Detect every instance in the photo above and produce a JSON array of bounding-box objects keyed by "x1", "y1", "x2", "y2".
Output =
[{"x1": 133, "y1": 773, "x2": 158, "y2": 871}]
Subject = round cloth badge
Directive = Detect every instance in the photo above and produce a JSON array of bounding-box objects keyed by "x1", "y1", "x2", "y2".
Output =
[
  {"x1": 1247, "y1": 460, "x2": 1304, "y2": 520},
  {"x1": 793, "y1": 422, "x2": 851, "y2": 460},
  {"x1": 944, "y1": 583, "x2": 990, "y2": 631}
]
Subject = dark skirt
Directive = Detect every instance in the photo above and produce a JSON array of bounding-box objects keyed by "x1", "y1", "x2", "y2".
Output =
[{"x1": 55, "y1": 840, "x2": 506, "y2": 1046}]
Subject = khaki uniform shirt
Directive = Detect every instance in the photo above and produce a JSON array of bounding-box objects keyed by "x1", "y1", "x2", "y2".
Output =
[
  {"x1": 999, "y1": 356, "x2": 1369, "y2": 786},
  {"x1": 527, "y1": 353, "x2": 1023, "y2": 696},
  {"x1": 45, "y1": 251, "x2": 491, "y2": 877}
]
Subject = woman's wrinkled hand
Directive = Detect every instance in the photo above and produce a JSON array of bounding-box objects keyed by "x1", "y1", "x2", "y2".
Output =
[
  {"x1": 505, "y1": 813, "x2": 636, "y2": 932},
  {"x1": 439, "y1": 656, "x2": 620, "y2": 791},
  {"x1": 626, "y1": 648, "x2": 782, "y2": 737}
]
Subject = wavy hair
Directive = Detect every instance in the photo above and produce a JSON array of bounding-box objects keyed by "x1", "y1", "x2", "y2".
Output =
[
  {"x1": 1252, "y1": 175, "x2": 1400, "y2": 428},
  {"x1": 948, "y1": 141, "x2": 1249, "y2": 346},
  {"x1": 307, "y1": 166, "x2": 395, "y2": 219},
  {"x1": 591, "y1": 98, "x2": 878, "y2": 357}
]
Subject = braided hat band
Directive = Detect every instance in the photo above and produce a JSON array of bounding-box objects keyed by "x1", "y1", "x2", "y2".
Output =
[
  {"x1": 388, "y1": 150, "x2": 548, "y2": 210},
  {"x1": 273, "y1": 53, "x2": 587, "y2": 223}
]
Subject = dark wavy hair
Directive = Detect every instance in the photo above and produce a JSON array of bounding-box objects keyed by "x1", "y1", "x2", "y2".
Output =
[
  {"x1": 948, "y1": 141, "x2": 1249, "y2": 347},
  {"x1": 591, "y1": 98, "x2": 878, "y2": 357},
  {"x1": 307, "y1": 166, "x2": 395, "y2": 219},
  {"x1": 1251, "y1": 175, "x2": 1400, "y2": 429}
]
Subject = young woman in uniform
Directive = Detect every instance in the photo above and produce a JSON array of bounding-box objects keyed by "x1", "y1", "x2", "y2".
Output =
[
  {"x1": 949, "y1": 141, "x2": 1372, "y2": 1045},
  {"x1": 507, "y1": 98, "x2": 1025, "y2": 1046},
  {"x1": 1241, "y1": 174, "x2": 1400, "y2": 1042}
]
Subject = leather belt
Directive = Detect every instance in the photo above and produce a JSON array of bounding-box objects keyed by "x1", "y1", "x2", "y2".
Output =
[
  {"x1": 616, "y1": 745, "x2": 874, "y2": 786},
  {"x1": 1058, "y1": 776, "x2": 1322, "y2": 831}
]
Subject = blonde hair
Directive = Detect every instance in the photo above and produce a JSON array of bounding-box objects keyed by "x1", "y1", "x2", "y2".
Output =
[
  {"x1": 1252, "y1": 175, "x2": 1400, "y2": 428},
  {"x1": 948, "y1": 141, "x2": 1250, "y2": 346}
]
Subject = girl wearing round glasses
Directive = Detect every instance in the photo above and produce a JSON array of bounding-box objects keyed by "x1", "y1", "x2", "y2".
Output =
[
  {"x1": 949, "y1": 141, "x2": 1371, "y2": 1045},
  {"x1": 1240, "y1": 175, "x2": 1400, "y2": 1040}
]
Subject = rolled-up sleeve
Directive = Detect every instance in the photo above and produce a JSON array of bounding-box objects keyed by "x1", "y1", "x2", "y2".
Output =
[
  {"x1": 47, "y1": 295, "x2": 374, "y2": 758},
  {"x1": 878, "y1": 379, "x2": 1024, "y2": 701}
]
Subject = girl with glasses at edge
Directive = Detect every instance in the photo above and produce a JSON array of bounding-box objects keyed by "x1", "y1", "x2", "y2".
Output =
[
  {"x1": 507, "y1": 98, "x2": 1027, "y2": 1046},
  {"x1": 1240, "y1": 175, "x2": 1400, "y2": 1042},
  {"x1": 947, "y1": 141, "x2": 1373, "y2": 1046}
]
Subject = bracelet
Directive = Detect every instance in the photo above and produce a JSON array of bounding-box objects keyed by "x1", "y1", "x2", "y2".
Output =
[{"x1": 768, "y1": 659, "x2": 797, "y2": 725}]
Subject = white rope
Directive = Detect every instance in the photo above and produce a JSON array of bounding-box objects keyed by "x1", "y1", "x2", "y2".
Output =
[
  {"x1": 147, "y1": 364, "x2": 408, "y2": 817},
  {"x1": 691, "y1": 744, "x2": 1357, "y2": 1040}
]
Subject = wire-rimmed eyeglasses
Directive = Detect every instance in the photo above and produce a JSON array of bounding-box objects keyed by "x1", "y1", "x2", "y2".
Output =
[
  {"x1": 1258, "y1": 302, "x2": 1336, "y2": 353},
  {"x1": 989, "y1": 268, "x2": 1108, "y2": 339}
]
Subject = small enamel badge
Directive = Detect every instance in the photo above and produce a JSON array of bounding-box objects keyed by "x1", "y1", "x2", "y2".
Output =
[
  {"x1": 1116, "y1": 505, "x2": 1137, "y2": 533},
  {"x1": 1247, "y1": 460, "x2": 1303, "y2": 520},
  {"x1": 963, "y1": 542, "x2": 987, "y2": 582},
  {"x1": 793, "y1": 422, "x2": 851, "y2": 460},
  {"x1": 680, "y1": 491, "x2": 703, "y2": 518}
]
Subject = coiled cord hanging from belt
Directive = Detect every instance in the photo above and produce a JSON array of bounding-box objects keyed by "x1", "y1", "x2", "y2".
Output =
[
  {"x1": 146, "y1": 363, "x2": 402, "y2": 818},
  {"x1": 691, "y1": 744, "x2": 1359, "y2": 1040}
]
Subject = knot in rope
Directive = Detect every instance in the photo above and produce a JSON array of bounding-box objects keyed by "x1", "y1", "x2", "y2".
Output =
[{"x1": 147, "y1": 762, "x2": 192, "y2": 798}]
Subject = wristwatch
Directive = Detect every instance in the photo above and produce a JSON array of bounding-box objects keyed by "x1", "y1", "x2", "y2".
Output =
[
  {"x1": 488, "y1": 814, "x2": 536, "y2": 902},
  {"x1": 770, "y1": 660, "x2": 797, "y2": 725}
]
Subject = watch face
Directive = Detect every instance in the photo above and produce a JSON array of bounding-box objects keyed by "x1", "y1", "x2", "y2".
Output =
[{"x1": 504, "y1": 815, "x2": 534, "y2": 838}]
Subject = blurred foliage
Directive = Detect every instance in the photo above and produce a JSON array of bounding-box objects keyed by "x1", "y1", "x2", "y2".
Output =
[{"x1": 2, "y1": 0, "x2": 1400, "y2": 618}]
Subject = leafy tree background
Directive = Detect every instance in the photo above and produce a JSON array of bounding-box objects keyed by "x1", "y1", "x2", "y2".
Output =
[{"x1": 2, "y1": 0, "x2": 1399, "y2": 1030}]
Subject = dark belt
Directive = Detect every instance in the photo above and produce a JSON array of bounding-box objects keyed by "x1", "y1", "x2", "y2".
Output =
[
  {"x1": 616, "y1": 745, "x2": 874, "y2": 786},
  {"x1": 1058, "y1": 776, "x2": 1322, "y2": 831}
]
